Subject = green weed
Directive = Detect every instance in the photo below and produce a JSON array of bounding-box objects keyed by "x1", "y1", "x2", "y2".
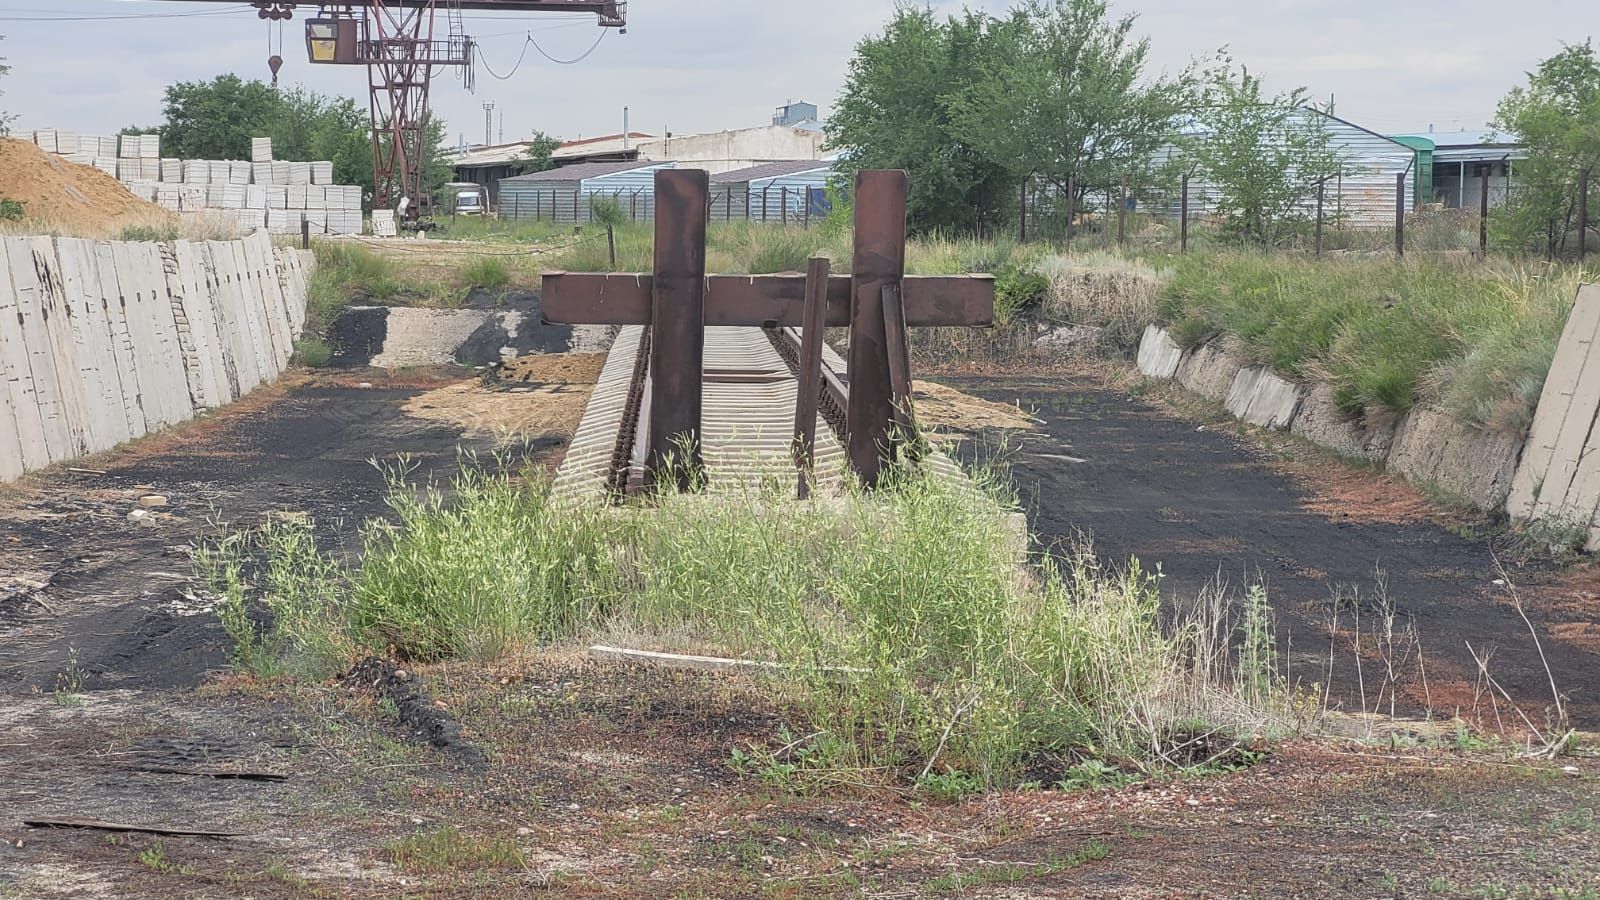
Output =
[
  {"x1": 384, "y1": 828, "x2": 526, "y2": 874},
  {"x1": 458, "y1": 255, "x2": 510, "y2": 291}
]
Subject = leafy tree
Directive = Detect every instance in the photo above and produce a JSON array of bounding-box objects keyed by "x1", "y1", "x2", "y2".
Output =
[
  {"x1": 155, "y1": 75, "x2": 285, "y2": 159},
  {"x1": 0, "y1": 36, "x2": 14, "y2": 136},
  {"x1": 828, "y1": 8, "x2": 1014, "y2": 233},
  {"x1": 946, "y1": 0, "x2": 1200, "y2": 215},
  {"x1": 1491, "y1": 40, "x2": 1600, "y2": 257},
  {"x1": 1183, "y1": 65, "x2": 1344, "y2": 247},
  {"x1": 512, "y1": 130, "x2": 562, "y2": 175}
]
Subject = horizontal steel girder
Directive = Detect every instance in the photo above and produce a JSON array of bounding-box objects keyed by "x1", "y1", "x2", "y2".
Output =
[{"x1": 540, "y1": 272, "x2": 995, "y2": 328}]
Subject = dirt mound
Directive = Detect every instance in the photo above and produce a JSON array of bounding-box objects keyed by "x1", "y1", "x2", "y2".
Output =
[
  {"x1": 913, "y1": 379, "x2": 1040, "y2": 433},
  {"x1": 0, "y1": 138, "x2": 173, "y2": 238},
  {"x1": 496, "y1": 352, "x2": 606, "y2": 384}
]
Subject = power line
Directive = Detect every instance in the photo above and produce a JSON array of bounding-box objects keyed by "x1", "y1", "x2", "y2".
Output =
[{"x1": 476, "y1": 28, "x2": 607, "y2": 80}]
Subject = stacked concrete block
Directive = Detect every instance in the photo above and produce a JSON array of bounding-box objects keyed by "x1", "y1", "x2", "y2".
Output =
[{"x1": 33, "y1": 128, "x2": 364, "y2": 234}]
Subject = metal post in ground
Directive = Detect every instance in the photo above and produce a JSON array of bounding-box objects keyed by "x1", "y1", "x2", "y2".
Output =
[
  {"x1": 1315, "y1": 180, "x2": 1324, "y2": 258},
  {"x1": 1395, "y1": 172, "x2": 1406, "y2": 258},
  {"x1": 1118, "y1": 174, "x2": 1128, "y2": 247},
  {"x1": 847, "y1": 170, "x2": 908, "y2": 488},
  {"x1": 793, "y1": 255, "x2": 830, "y2": 500},
  {"x1": 1019, "y1": 175, "x2": 1028, "y2": 243},
  {"x1": 647, "y1": 169, "x2": 709, "y2": 490},
  {"x1": 1180, "y1": 174, "x2": 1189, "y2": 254},
  {"x1": 1579, "y1": 168, "x2": 1590, "y2": 260},
  {"x1": 301, "y1": 216, "x2": 310, "y2": 249},
  {"x1": 763, "y1": 186, "x2": 771, "y2": 223},
  {"x1": 1480, "y1": 165, "x2": 1490, "y2": 258},
  {"x1": 781, "y1": 187, "x2": 789, "y2": 226},
  {"x1": 1064, "y1": 176, "x2": 1075, "y2": 244}
]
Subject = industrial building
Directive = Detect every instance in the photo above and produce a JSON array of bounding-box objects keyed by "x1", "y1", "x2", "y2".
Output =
[
  {"x1": 1155, "y1": 108, "x2": 1420, "y2": 227},
  {"x1": 496, "y1": 160, "x2": 674, "y2": 223},
  {"x1": 709, "y1": 161, "x2": 836, "y2": 222},
  {"x1": 1388, "y1": 130, "x2": 1526, "y2": 209}
]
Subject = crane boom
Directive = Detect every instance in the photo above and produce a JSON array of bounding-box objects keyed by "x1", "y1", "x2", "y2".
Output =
[{"x1": 140, "y1": 1, "x2": 627, "y2": 221}]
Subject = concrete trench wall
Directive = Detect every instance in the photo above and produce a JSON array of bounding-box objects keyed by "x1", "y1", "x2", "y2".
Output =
[
  {"x1": 1507, "y1": 283, "x2": 1600, "y2": 550},
  {"x1": 0, "y1": 230, "x2": 313, "y2": 482},
  {"x1": 1137, "y1": 324, "x2": 1526, "y2": 512}
]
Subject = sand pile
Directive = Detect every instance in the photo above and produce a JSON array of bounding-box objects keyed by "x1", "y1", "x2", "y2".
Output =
[
  {"x1": 0, "y1": 138, "x2": 174, "y2": 237},
  {"x1": 913, "y1": 380, "x2": 1040, "y2": 433}
]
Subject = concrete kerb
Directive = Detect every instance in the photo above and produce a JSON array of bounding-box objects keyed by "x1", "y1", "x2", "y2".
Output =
[
  {"x1": 1175, "y1": 338, "x2": 1246, "y2": 403},
  {"x1": 1136, "y1": 324, "x2": 1183, "y2": 379},
  {"x1": 1290, "y1": 383, "x2": 1397, "y2": 462},
  {"x1": 1225, "y1": 366, "x2": 1303, "y2": 430},
  {"x1": 1387, "y1": 407, "x2": 1524, "y2": 511}
]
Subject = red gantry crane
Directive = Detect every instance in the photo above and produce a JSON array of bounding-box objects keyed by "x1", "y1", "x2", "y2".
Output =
[{"x1": 153, "y1": 2, "x2": 627, "y2": 220}]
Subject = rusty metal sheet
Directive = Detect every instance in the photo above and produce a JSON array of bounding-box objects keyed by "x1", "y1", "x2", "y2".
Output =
[{"x1": 542, "y1": 273, "x2": 993, "y2": 328}]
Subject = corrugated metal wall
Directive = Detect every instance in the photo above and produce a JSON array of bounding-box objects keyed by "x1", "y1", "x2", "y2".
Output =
[
  {"x1": 498, "y1": 164, "x2": 675, "y2": 223},
  {"x1": 1149, "y1": 110, "x2": 1416, "y2": 228}
]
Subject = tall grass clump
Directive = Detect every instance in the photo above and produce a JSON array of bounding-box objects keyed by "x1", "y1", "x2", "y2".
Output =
[
  {"x1": 304, "y1": 241, "x2": 402, "y2": 335},
  {"x1": 1158, "y1": 252, "x2": 1588, "y2": 427},
  {"x1": 201, "y1": 455, "x2": 1305, "y2": 790},
  {"x1": 458, "y1": 255, "x2": 511, "y2": 291},
  {"x1": 1033, "y1": 251, "x2": 1171, "y2": 349}
]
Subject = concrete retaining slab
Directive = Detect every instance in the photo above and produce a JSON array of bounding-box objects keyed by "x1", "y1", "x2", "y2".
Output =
[
  {"x1": 1388, "y1": 407, "x2": 1523, "y2": 510},
  {"x1": 1511, "y1": 284, "x2": 1600, "y2": 524},
  {"x1": 123, "y1": 241, "x2": 195, "y2": 431},
  {"x1": 28, "y1": 237, "x2": 92, "y2": 460},
  {"x1": 92, "y1": 241, "x2": 149, "y2": 442},
  {"x1": 1225, "y1": 366, "x2": 1303, "y2": 430},
  {"x1": 1175, "y1": 338, "x2": 1247, "y2": 403},
  {"x1": 369, "y1": 308, "x2": 497, "y2": 369},
  {"x1": 55, "y1": 238, "x2": 130, "y2": 453},
  {"x1": 1289, "y1": 383, "x2": 1397, "y2": 461},
  {"x1": 1136, "y1": 324, "x2": 1182, "y2": 379},
  {"x1": 0, "y1": 242, "x2": 54, "y2": 472},
  {"x1": 5, "y1": 238, "x2": 79, "y2": 462},
  {"x1": 203, "y1": 242, "x2": 260, "y2": 396}
]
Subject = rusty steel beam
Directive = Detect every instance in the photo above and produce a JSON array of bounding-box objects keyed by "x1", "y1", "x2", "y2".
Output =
[
  {"x1": 541, "y1": 272, "x2": 994, "y2": 328},
  {"x1": 792, "y1": 257, "x2": 831, "y2": 499},
  {"x1": 646, "y1": 169, "x2": 708, "y2": 490},
  {"x1": 847, "y1": 170, "x2": 908, "y2": 488},
  {"x1": 881, "y1": 282, "x2": 913, "y2": 438},
  {"x1": 163, "y1": 0, "x2": 625, "y2": 19}
]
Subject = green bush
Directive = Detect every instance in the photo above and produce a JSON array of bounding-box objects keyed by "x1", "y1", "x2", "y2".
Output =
[
  {"x1": 291, "y1": 336, "x2": 332, "y2": 368},
  {"x1": 200, "y1": 457, "x2": 1300, "y2": 790},
  {"x1": 0, "y1": 198, "x2": 23, "y2": 221},
  {"x1": 117, "y1": 224, "x2": 179, "y2": 242}
]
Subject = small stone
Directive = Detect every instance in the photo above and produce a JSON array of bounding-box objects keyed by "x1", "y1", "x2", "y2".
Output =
[
  {"x1": 392, "y1": 669, "x2": 409, "y2": 681},
  {"x1": 358, "y1": 382, "x2": 374, "y2": 389},
  {"x1": 1563, "y1": 766, "x2": 1581, "y2": 776},
  {"x1": 138, "y1": 495, "x2": 168, "y2": 508},
  {"x1": 127, "y1": 509, "x2": 151, "y2": 523},
  {"x1": 516, "y1": 827, "x2": 532, "y2": 837}
]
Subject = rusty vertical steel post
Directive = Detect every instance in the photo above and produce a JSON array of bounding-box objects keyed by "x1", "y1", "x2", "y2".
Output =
[
  {"x1": 1579, "y1": 168, "x2": 1590, "y2": 261},
  {"x1": 301, "y1": 216, "x2": 310, "y2": 250},
  {"x1": 535, "y1": 190, "x2": 541, "y2": 221},
  {"x1": 1395, "y1": 172, "x2": 1406, "y2": 258},
  {"x1": 1018, "y1": 175, "x2": 1028, "y2": 243},
  {"x1": 882, "y1": 282, "x2": 912, "y2": 438},
  {"x1": 647, "y1": 169, "x2": 708, "y2": 490},
  {"x1": 847, "y1": 170, "x2": 908, "y2": 488},
  {"x1": 1480, "y1": 165, "x2": 1490, "y2": 257},
  {"x1": 1180, "y1": 174, "x2": 1190, "y2": 254},
  {"x1": 1118, "y1": 174, "x2": 1128, "y2": 247},
  {"x1": 793, "y1": 255, "x2": 830, "y2": 500},
  {"x1": 745, "y1": 187, "x2": 751, "y2": 221},
  {"x1": 1065, "y1": 176, "x2": 1076, "y2": 244},
  {"x1": 1315, "y1": 179, "x2": 1324, "y2": 258},
  {"x1": 781, "y1": 187, "x2": 789, "y2": 226}
]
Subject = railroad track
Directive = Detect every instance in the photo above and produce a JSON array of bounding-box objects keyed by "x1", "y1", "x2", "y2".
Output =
[{"x1": 555, "y1": 326, "x2": 851, "y2": 500}]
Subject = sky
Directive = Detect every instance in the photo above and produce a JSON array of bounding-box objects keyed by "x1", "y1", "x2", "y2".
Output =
[{"x1": 0, "y1": 0, "x2": 1592, "y2": 146}]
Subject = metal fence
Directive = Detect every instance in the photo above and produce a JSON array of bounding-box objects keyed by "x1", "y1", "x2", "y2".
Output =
[
  {"x1": 497, "y1": 185, "x2": 831, "y2": 226},
  {"x1": 1016, "y1": 168, "x2": 1599, "y2": 259}
]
